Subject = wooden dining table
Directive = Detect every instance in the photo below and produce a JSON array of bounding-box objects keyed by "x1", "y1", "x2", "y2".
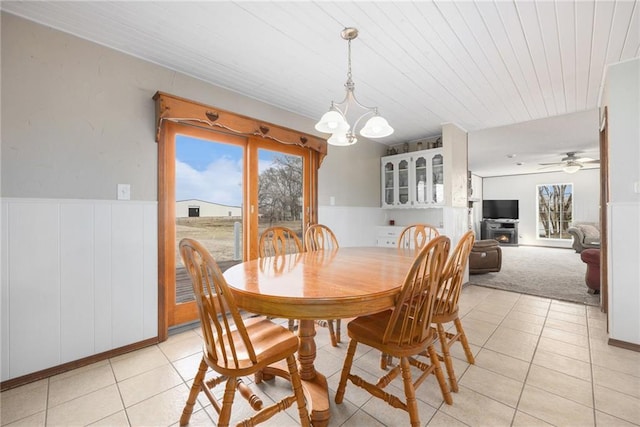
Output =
[{"x1": 223, "y1": 246, "x2": 418, "y2": 426}]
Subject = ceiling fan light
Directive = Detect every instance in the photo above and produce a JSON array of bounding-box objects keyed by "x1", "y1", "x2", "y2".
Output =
[
  {"x1": 360, "y1": 115, "x2": 394, "y2": 138},
  {"x1": 315, "y1": 110, "x2": 350, "y2": 133},
  {"x1": 327, "y1": 132, "x2": 356, "y2": 146},
  {"x1": 562, "y1": 162, "x2": 582, "y2": 173}
]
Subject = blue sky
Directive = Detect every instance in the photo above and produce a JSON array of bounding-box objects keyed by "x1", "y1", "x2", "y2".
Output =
[{"x1": 175, "y1": 135, "x2": 276, "y2": 206}]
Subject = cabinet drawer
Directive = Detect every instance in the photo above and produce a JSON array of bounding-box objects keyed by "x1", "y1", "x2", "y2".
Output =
[
  {"x1": 376, "y1": 238, "x2": 398, "y2": 248},
  {"x1": 376, "y1": 226, "x2": 403, "y2": 247}
]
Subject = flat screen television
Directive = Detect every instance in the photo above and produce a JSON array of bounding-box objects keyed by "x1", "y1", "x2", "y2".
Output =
[{"x1": 482, "y1": 199, "x2": 519, "y2": 220}]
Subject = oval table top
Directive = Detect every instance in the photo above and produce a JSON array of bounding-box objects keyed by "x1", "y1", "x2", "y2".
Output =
[{"x1": 223, "y1": 246, "x2": 418, "y2": 320}]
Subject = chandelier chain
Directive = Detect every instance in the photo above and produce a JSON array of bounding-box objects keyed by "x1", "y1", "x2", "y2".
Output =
[{"x1": 345, "y1": 39, "x2": 354, "y2": 90}]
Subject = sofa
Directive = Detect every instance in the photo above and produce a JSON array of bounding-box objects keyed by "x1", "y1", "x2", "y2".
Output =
[{"x1": 567, "y1": 223, "x2": 601, "y2": 253}]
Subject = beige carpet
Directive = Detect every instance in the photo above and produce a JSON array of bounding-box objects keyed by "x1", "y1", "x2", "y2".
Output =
[{"x1": 469, "y1": 245, "x2": 601, "y2": 306}]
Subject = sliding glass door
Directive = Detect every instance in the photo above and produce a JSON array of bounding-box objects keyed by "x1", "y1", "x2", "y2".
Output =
[
  {"x1": 257, "y1": 148, "x2": 304, "y2": 245},
  {"x1": 159, "y1": 124, "x2": 313, "y2": 329},
  {"x1": 174, "y1": 133, "x2": 245, "y2": 305}
]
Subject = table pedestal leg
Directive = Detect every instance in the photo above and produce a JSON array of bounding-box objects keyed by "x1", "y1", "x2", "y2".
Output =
[{"x1": 297, "y1": 319, "x2": 330, "y2": 426}]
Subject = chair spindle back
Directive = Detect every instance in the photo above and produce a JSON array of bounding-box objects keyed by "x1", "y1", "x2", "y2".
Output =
[
  {"x1": 433, "y1": 231, "x2": 475, "y2": 317},
  {"x1": 259, "y1": 226, "x2": 303, "y2": 257},
  {"x1": 305, "y1": 224, "x2": 339, "y2": 251},
  {"x1": 383, "y1": 236, "x2": 450, "y2": 346},
  {"x1": 179, "y1": 238, "x2": 257, "y2": 369},
  {"x1": 397, "y1": 224, "x2": 440, "y2": 250}
]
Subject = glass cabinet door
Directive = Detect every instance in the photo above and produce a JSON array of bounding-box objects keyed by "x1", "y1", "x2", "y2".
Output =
[
  {"x1": 414, "y1": 155, "x2": 428, "y2": 206},
  {"x1": 383, "y1": 161, "x2": 395, "y2": 206},
  {"x1": 398, "y1": 159, "x2": 410, "y2": 206},
  {"x1": 431, "y1": 154, "x2": 444, "y2": 204}
]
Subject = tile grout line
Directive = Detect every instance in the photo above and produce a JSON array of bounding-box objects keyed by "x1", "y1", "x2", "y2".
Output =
[
  {"x1": 503, "y1": 293, "x2": 551, "y2": 426},
  {"x1": 586, "y1": 306, "x2": 598, "y2": 426},
  {"x1": 505, "y1": 294, "x2": 553, "y2": 425}
]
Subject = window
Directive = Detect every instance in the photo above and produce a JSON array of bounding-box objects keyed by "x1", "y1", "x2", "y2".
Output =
[{"x1": 537, "y1": 184, "x2": 573, "y2": 239}]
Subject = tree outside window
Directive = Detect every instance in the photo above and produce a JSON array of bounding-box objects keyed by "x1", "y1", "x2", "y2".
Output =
[{"x1": 537, "y1": 184, "x2": 573, "y2": 239}]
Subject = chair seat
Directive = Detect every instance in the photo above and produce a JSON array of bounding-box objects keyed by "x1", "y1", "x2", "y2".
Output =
[
  {"x1": 348, "y1": 310, "x2": 437, "y2": 357},
  {"x1": 212, "y1": 317, "x2": 300, "y2": 376},
  {"x1": 432, "y1": 308, "x2": 458, "y2": 324}
]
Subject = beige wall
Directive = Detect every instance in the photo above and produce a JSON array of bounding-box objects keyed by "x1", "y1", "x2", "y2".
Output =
[{"x1": 1, "y1": 12, "x2": 381, "y2": 207}]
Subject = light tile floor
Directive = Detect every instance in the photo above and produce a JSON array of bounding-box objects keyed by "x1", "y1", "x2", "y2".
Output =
[{"x1": 2, "y1": 285, "x2": 639, "y2": 426}]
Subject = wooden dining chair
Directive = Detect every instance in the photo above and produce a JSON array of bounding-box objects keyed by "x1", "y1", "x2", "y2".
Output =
[
  {"x1": 258, "y1": 226, "x2": 303, "y2": 257},
  {"x1": 380, "y1": 223, "x2": 441, "y2": 369},
  {"x1": 432, "y1": 230, "x2": 476, "y2": 392},
  {"x1": 178, "y1": 238, "x2": 310, "y2": 427},
  {"x1": 305, "y1": 224, "x2": 341, "y2": 346},
  {"x1": 397, "y1": 223, "x2": 440, "y2": 250},
  {"x1": 335, "y1": 236, "x2": 453, "y2": 426},
  {"x1": 258, "y1": 226, "x2": 303, "y2": 331},
  {"x1": 305, "y1": 223, "x2": 339, "y2": 251}
]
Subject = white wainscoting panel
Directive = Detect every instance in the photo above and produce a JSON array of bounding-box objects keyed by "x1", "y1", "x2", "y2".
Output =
[
  {"x1": 8, "y1": 202, "x2": 61, "y2": 378},
  {"x1": 1, "y1": 198, "x2": 158, "y2": 381},
  {"x1": 608, "y1": 202, "x2": 640, "y2": 345},
  {"x1": 318, "y1": 206, "x2": 386, "y2": 247},
  {"x1": 94, "y1": 206, "x2": 113, "y2": 354},
  {"x1": 60, "y1": 203, "x2": 95, "y2": 363},
  {"x1": 2, "y1": 202, "x2": 10, "y2": 381}
]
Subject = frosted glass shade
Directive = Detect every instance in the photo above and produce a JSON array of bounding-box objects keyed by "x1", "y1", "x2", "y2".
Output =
[
  {"x1": 562, "y1": 163, "x2": 582, "y2": 173},
  {"x1": 327, "y1": 132, "x2": 356, "y2": 146},
  {"x1": 315, "y1": 110, "x2": 350, "y2": 133},
  {"x1": 360, "y1": 115, "x2": 394, "y2": 138}
]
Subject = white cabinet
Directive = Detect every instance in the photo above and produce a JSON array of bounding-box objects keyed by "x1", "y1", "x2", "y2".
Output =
[
  {"x1": 381, "y1": 149, "x2": 444, "y2": 209},
  {"x1": 376, "y1": 226, "x2": 404, "y2": 247},
  {"x1": 375, "y1": 225, "x2": 444, "y2": 247}
]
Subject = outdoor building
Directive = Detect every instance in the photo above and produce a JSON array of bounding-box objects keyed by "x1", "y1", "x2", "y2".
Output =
[{"x1": 175, "y1": 199, "x2": 241, "y2": 218}]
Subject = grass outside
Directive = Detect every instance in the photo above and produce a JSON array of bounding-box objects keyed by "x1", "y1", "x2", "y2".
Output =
[
  {"x1": 175, "y1": 216, "x2": 303, "y2": 265},
  {"x1": 175, "y1": 216, "x2": 303, "y2": 303}
]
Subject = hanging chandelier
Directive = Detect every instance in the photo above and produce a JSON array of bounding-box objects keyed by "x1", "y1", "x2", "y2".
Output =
[{"x1": 315, "y1": 27, "x2": 394, "y2": 146}]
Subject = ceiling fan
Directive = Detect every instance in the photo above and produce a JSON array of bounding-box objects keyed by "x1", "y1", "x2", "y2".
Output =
[{"x1": 539, "y1": 152, "x2": 600, "y2": 173}]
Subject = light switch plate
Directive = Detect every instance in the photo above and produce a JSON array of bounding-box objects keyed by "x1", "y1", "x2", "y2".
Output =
[{"x1": 117, "y1": 184, "x2": 131, "y2": 200}]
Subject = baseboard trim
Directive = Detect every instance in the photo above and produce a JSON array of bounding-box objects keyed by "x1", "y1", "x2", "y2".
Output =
[
  {"x1": 608, "y1": 338, "x2": 640, "y2": 352},
  {"x1": 1, "y1": 337, "x2": 159, "y2": 391}
]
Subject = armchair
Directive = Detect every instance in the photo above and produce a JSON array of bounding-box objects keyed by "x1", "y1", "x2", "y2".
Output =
[
  {"x1": 580, "y1": 248, "x2": 601, "y2": 294},
  {"x1": 567, "y1": 223, "x2": 600, "y2": 253}
]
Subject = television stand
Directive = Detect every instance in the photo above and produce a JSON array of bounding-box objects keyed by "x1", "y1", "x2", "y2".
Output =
[{"x1": 481, "y1": 219, "x2": 519, "y2": 246}]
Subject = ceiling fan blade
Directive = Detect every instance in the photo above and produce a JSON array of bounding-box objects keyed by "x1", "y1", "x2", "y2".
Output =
[
  {"x1": 538, "y1": 162, "x2": 564, "y2": 166},
  {"x1": 538, "y1": 164, "x2": 561, "y2": 170},
  {"x1": 574, "y1": 156, "x2": 596, "y2": 162},
  {"x1": 581, "y1": 159, "x2": 600, "y2": 164}
]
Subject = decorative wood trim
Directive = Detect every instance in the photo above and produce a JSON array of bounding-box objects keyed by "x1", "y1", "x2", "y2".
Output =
[
  {"x1": 599, "y1": 107, "x2": 609, "y2": 316},
  {"x1": 608, "y1": 338, "x2": 640, "y2": 352},
  {"x1": 0, "y1": 337, "x2": 158, "y2": 392},
  {"x1": 153, "y1": 92, "x2": 327, "y2": 159}
]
